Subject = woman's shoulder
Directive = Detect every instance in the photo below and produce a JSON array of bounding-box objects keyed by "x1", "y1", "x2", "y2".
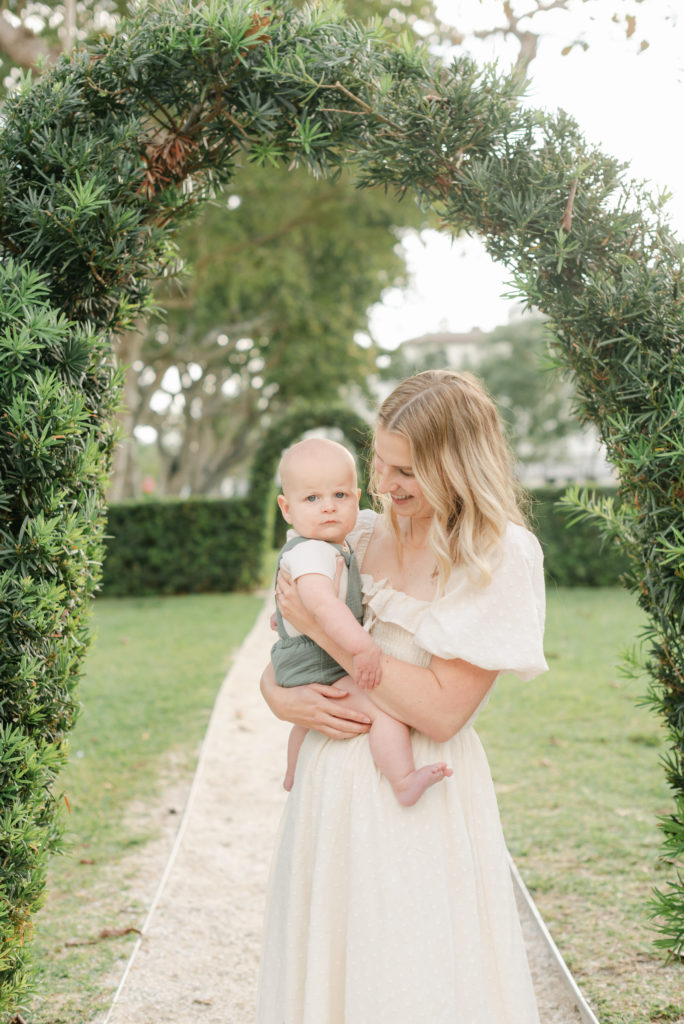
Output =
[
  {"x1": 433, "y1": 521, "x2": 544, "y2": 605},
  {"x1": 501, "y1": 520, "x2": 544, "y2": 570}
]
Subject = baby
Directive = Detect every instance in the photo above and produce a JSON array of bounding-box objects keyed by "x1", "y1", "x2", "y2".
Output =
[{"x1": 271, "y1": 437, "x2": 451, "y2": 807}]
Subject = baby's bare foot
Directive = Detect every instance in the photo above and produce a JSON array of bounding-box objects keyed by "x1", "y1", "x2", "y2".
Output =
[{"x1": 394, "y1": 763, "x2": 452, "y2": 807}]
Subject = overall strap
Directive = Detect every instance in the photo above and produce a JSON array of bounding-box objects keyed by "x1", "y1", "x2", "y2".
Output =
[{"x1": 274, "y1": 536, "x2": 359, "y2": 637}]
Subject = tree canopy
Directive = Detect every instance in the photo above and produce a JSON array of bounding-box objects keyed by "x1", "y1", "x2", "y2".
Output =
[
  {"x1": 114, "y1": 160, "x2": 425, "y2": 498},
  {"x1": 97, "y1": 0, "x2": 445, "y2": 500}
]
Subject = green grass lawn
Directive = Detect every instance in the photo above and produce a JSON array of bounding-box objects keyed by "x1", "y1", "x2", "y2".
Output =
[
  {"x1": 479, "y1": 586, "x2": 684, "y2": 1024},
  {"x1": 24, "y1": 591, "x2": 263, "y2": 1024},
  {"x1": 21, "y1": 584, "x2": 684, "y2": 1024}
]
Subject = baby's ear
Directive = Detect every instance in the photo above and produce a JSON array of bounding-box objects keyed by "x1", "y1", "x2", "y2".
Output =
[
  {"x1": 277, "y1": 494, "x2": 292, "y2": 522},
  {"x1": 356, "y1": 489, "x2": 361, "y2": 501}
]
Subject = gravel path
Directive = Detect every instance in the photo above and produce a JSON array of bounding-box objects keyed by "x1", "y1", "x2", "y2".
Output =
[{"x1": 99, "y1": 599, "x2": 596, "y2": 1024}]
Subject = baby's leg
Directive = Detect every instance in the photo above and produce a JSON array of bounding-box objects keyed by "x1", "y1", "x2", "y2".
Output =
[
  {"x1": 284, "y1": 724, "x2": 308, "y2": 791},
  {"x1": 368, "y1": 710, "x2": 452, "y2": 807},
  {"x1": 331, "y1": 678, "x2": 452, "y2": 807}
]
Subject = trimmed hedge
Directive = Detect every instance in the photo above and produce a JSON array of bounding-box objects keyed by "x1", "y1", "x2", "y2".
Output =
[
  {"x1": 102, "y1": 498, "x2": 262, "y2": 596},
  {"x1": 101, "y1": 403, "x2": 375, "y2": 596},
  {"x1": 101, "y1": 486, "x2": 628, "y2": 596},
  {"x1": 529, "y1": 486, "x2": 628, "y2": 588}
]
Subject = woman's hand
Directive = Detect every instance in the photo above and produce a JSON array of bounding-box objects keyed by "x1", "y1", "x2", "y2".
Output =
[{"x1": 260, "y1": 663, "x2": 371, "y2": 740}]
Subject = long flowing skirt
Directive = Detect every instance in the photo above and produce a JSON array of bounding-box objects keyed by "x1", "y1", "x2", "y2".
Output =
[{"x1": 256, "y1": 725, "x2": 540, "y2": 1024}]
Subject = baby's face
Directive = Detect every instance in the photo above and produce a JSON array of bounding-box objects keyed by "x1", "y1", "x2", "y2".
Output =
[{"x1": 278, "y1": 454, "x2": 360, "y2": 545}]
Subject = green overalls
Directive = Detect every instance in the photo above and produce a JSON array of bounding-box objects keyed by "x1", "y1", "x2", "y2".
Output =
[{"x1": 271, "y1": 535, "x2": 364, "y2": 687}]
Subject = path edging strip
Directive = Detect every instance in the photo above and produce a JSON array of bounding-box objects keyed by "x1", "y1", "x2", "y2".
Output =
[{"x1": 509, "y1": 854, "x2": 600, "y2": 1024}]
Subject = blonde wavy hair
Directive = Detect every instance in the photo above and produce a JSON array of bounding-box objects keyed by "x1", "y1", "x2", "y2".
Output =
[{"x1": 372, "y1": 369, "x2": 527, "y2": 590}]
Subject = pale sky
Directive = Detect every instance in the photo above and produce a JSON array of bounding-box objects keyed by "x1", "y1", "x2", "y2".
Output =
[{"x1": 369, "y1": 0, "x2": 684, "y2": 347}]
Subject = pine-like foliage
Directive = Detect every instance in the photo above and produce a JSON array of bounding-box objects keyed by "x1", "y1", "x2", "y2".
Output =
[
  {"x1": 0, "y1": 0, "x2": 682, "y2": 1006},
  {"x1": 0, "y1": 259, "x2": 119, "y2": 1002}
]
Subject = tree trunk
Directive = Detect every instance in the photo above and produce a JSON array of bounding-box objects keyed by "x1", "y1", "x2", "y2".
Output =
[
  {"x1": 63, "y1": 0, "x2": 77, "y2": 52},
  {"x1": 0, "y1": 14, "x2": 58, "y2": 68}
]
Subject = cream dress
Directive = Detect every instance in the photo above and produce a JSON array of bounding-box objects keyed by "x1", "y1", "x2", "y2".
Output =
[{"x1": 257, "y1": 509, "x2": 548, "y2": 1024}]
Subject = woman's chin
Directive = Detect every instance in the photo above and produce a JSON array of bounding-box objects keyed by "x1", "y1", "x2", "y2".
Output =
[{"x1": 387, "y1": 497, "x2": 434, "y2": 524}]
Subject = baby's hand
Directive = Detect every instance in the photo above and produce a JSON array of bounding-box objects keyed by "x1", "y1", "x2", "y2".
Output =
[{"x1": 353, "y1": 645, "x2": 383, "y2": 689}]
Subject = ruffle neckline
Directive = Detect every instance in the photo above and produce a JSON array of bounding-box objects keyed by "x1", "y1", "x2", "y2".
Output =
[{"x1": 360, "y1": 572, "x2": 430, "y2": 635}]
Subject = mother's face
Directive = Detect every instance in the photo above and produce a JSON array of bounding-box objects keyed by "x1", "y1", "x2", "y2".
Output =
[{"x1": 373, "y1": 426, "x2": 433, "y2": 521}]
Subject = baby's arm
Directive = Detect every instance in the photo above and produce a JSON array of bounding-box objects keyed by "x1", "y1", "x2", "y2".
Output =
[{"x1": 295, "y1": 573, "x2": 382, "y2": 688}]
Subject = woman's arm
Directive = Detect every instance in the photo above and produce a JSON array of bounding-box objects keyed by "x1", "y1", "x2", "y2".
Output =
[
  {"x1": 296, "y1": 622, "x2": 496, "y2": 743},
  {"x1": 276, "y1": 572, "x2": 496, "y2": 743},
  {"x1": 372, "y1": 654, "x2": 496, "y2": 743},
  {"x1": 260, "y1": 662, "x2": 372, "y2": 739}
]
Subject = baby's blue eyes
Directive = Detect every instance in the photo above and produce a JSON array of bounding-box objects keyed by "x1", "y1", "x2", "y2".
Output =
[{"x1": 304, "y1": 492, "x2": 348, "y2": 502}]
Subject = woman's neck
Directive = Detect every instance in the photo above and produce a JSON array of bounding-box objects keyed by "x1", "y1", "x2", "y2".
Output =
[{"x1": 397, "y1": 513, "x2": 433, "y2": 549}]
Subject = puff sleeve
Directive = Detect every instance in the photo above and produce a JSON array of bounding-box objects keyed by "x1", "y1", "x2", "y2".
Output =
[{"x1": 414, "y1": 522, "x2": 549, "y2": 681}]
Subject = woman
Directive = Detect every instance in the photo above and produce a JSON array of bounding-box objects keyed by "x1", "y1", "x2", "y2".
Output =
[{"x1": 257, "y1": 370, "x2": 548, "y2": 1024}]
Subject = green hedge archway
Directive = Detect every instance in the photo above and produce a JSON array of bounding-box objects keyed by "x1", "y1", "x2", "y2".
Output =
[{"x1": 1, "y1": 1, "x2": 683, "y2": 1004}]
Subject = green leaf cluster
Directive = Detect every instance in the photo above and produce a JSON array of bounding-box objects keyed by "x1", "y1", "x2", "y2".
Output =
[
  {"x1": 532, "y1": 486, "x2": 628, "y2": 586},
  {"x1": 0, "y1": 259, "x2": 119, "y2": 1008}
]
